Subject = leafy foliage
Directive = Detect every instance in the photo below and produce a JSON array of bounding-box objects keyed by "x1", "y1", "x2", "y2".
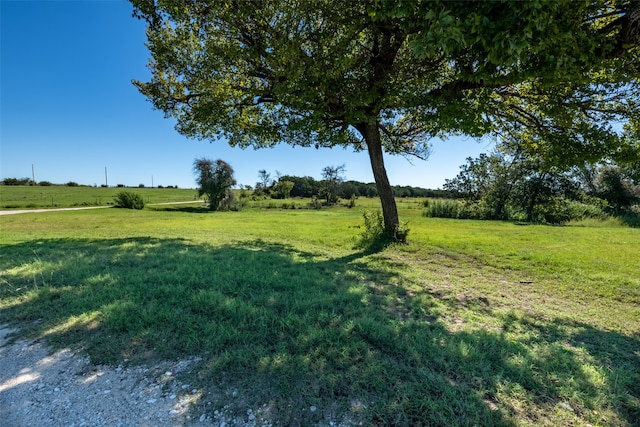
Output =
[
  {"x1": 358, "y1": 209, "x2": 409, "y2": 249},
  {"x1": 440, "y1": 142, "x2": 640, "y2": 224},
  {"x1": 2, "y1": 177, "x2": 34, "y2": 186},
  {"x1": 320, "y1": 165, "x2": 346, "y2": 205},
  {"x1": 113, "y1": 191, "x2": 145, "y2": 209},
  {"x1": 357, "y1": 210, "x2": 387, "y2": 250},
  {"x1": 131, "y1": 0, "x2": 640, "y2": 234},
  {"x1": 271, "y1": 179, "x2": 294, "y2": 199},
  {"x1": 193, "y1": 158, "x2": 237, "y2": 211},
  {"x1": 594, "y1": 165, "x2": 640, "y2": 213}
]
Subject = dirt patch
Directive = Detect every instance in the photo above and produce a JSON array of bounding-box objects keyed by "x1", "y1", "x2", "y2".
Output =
[{"x1": 0, "y1": 326, "x2": 216, "y2": 427}]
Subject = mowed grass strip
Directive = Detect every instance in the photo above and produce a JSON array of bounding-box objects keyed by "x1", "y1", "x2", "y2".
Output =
[
  {"x1": 0, "y1": 185, "x2": 200, "y2": 209},
  {"x1": 0, "y1": 207, "x2": 638, "y2": 426}
]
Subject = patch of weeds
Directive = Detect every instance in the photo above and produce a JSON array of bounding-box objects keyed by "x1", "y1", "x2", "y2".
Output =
[{"x1": 357, "y1": 210, "x2": 409, "y2": 250}]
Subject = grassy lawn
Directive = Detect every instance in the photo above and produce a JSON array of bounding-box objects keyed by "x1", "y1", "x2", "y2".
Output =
[
  {"x1": 1, "y1": 204, "x2": 638, "y2": 426},
  {"x1": 0, "y1": 185, "x2": 200, "y2": 209}
]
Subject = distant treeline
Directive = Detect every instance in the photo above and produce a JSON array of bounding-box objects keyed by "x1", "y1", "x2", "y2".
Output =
[
  {"x1": 1, "y1": 176, "x2": 450, "y2": 198},
  {"x1": 261, "y1": 175, "x2": 452, "y2": 199},
  {"x1": 0, "y1": 178, "x2": 179, "y2": 189}
]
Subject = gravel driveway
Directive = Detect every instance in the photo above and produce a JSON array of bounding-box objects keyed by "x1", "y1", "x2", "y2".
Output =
[{"x1": 0, "y1": 326, "x2": 251, "y2": 427}]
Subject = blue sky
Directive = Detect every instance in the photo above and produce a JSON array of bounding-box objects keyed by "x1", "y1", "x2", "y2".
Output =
[{"x1": 1, "y1": 0, "x2": 493, "y2": 189}]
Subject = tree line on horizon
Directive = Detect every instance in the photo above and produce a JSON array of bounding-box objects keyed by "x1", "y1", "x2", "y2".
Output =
[
  {"x1": 252, "y1": 170, "x2": 454, "y2": 200},
  {"x1": 0, "y1": 172, "x2": 453, "y2": 198},
  {"x1": 0, "y1": 178, "x2": 182, "y2": 189}
]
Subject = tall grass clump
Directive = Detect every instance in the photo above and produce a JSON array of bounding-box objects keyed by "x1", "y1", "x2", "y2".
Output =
[
  {"x1": 113, "y1": 191, "x2": 145, "y2": 209},
  {"x1": 423, "y1": 199, "x2": 465, "y2": 219}
]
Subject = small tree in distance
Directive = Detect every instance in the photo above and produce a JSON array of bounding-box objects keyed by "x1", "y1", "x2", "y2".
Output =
[
  {"x1": 257, "y1": 169, "x2": 272, "y2": 190},
  {"x1": 194, "y1": 158, "x2": 237, "y2": 211},
  {"x1": 272, "y1": 179, "x2": 295, "y2": 199},
  {"x1": 321, "y1": 165, "x2": 346, "y2": 205}
]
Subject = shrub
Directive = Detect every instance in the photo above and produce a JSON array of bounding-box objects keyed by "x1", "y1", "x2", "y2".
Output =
[
  {"x1": 565, "y1": 199, "x2": 608, "y2": 221},
  {"x1": 358, "y1": 210, "x2": 386, "y2": 249},
  {"x1": 529, "y1": 197, "x2": 572, "y2": 224},
  {"x1": 113, "y1": 191, "x2": 145, "y2": 209},
  {"x1": 38, "y1": 181, "x2": 53, "y2": 186},
  {"x1": 308, "y1": 196, "x2": 323, "y2": 210},
  {"x1": 618, "y1": 205, "x2": 640, "y2": 227},
  {"x1": 346, "y1": 194, "x2": 357, "y2": 208},
  {"x1": 218, "y1": 190, "x2": 244, "y2": 211},
  {"x1": 358, "y1": 210, "x2": 409, "y2": 249},
  {"x1": 393, "y1": 222, "x2": 410, "y2": 243},
  {"x1": 66, "y1": 181, "x2": 79, "y2": 187}
]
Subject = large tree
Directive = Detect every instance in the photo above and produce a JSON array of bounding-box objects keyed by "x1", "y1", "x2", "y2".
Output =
[{"x1": 131, "y1": 0, "x2": 639, "y2": 240}]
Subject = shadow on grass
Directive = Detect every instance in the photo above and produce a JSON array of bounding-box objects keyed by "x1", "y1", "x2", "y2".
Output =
[
  {"x1": 1, "y1": 238, "x2": 638, "y2": 426},
  {"x1": 617, "y1": 209, "x2": 640, "y2": 227},
  {"x1": 148, "y1": 205, "x2": 212, "y2": 213}
]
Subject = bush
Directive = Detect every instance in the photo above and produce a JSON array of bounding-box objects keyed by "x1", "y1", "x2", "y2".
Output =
[
  {"x1": 529, "y1": 197, "x2": 572, "y2": 224},
  {"x1": 113, "y1": 191, "x2": 145, "y2": 209},
  {"x1": 565, "y1": 199, "x2": 608, "y2": 221},
  {"x1": 393, "y1": 222, "x2": 410, "y2": 243},
  {"x1": 308, "y1": 197, "x2": 323, "y2": 210},
  {"x1": 358, "y1": 210, "x2": 409, "y2": 249},
  {"x1": 66, "y1": 181, "x2": 79, "y2": 187},
  {"x1": 358, "y1": 210, "x2": 386, "y2": 249},
  {"x1": 346, "y1": 194, "x2": 357, "y2": 208},
  {"x1": 218, "y1": 191, "x2": 245, "y2": 211},
  {"x1": 618, "y1": 205, "x2": 640, "y2": 227}
]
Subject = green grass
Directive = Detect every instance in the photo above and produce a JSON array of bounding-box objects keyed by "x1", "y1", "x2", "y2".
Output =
[
  {"x1": 0, "y1": 185, "x2": 200, "y2": 209},
  {"x1": 1, "y1": 206, "x2": 638, "y2": 426}
]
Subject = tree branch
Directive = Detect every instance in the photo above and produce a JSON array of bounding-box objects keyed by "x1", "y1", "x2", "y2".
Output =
[{"x1": 600, "y1": 1, "x2": 640, "y2": 58}]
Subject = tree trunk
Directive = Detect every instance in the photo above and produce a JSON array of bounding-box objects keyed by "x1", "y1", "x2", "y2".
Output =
[{"x1": 357, "y1": 122, "x2": 401, "y2": 240}]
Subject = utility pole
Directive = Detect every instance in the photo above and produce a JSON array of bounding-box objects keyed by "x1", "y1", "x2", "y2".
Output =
[{"x1": 105, "y1": 167, "x2": 108, "y2": 187}]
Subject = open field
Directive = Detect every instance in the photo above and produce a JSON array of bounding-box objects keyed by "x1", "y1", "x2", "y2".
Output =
[
  {"x1": 1, "y1": 204, "x2": 638, "y2": 426},
  {"x1": 0, "y1": 185, "x2": 200, "y2": 209}
]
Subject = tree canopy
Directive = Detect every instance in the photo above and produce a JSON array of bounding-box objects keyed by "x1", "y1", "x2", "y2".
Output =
[{"x1": 132, "y1": 0, "x2": 639, "y2": 239}]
